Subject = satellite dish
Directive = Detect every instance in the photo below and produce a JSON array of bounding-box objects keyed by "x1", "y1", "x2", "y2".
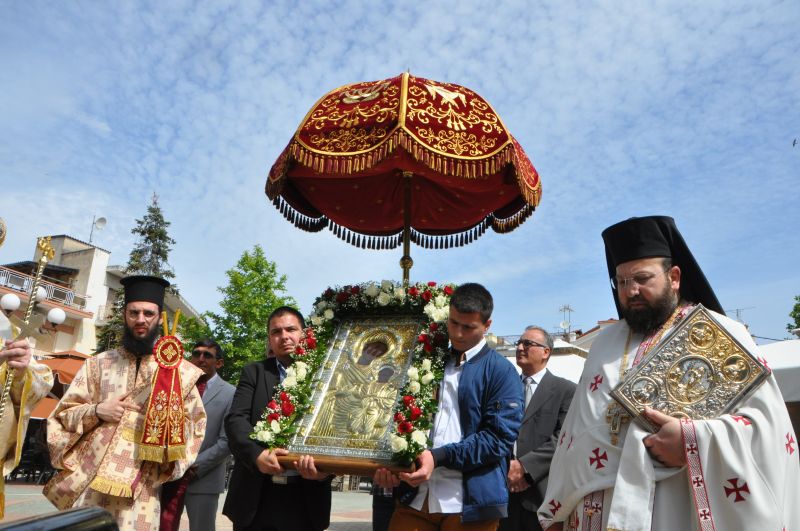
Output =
[
  {"x1": 559, "y1": 320, "x2": 570, "y2": 330},
  {"x1": 94, "y1": 217, "x2": 107, "y2": 230}
]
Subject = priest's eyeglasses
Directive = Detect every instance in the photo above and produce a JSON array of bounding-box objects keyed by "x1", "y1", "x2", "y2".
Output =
[
  {"x1": 515, "y1": 339, "x2": 548, "y2": 350},
  {"x1": 611, "y1": 266, "x2": 670, "y2": 291}
]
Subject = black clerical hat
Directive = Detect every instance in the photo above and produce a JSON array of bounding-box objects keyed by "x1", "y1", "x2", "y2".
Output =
[
  {"x1": 601, "y1": 216, "x2": 723, "y2": 316},
  {"x1": 120, "y1": 275, "x2": 170, "y2": 308}
]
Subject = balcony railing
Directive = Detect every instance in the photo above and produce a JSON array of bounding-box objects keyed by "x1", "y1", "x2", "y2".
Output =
[{"x1": 0, "y1": 266, "x2": 88, "y2": 310}]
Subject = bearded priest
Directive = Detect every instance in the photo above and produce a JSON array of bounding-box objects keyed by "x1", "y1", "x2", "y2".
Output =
[
  {"x1": 538, "y1": 216, "x2": 799, "y2": 531},
  {"x1": 44, "y1": 275, "x2": 207, "y2": 530}
]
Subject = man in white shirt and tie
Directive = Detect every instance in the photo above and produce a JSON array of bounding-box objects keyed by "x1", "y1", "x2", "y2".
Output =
[{"x1": 500, "y1": 326, "x2": 576, "y2": 531}]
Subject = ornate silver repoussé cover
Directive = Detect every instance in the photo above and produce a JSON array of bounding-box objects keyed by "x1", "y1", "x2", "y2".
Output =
[{"x1": 610, "y1": 304, "x2": 770, "y2": 433}]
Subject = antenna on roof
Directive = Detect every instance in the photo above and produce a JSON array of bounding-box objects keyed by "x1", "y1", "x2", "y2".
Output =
[{"x1": 89, "y1": 215, "x2": 107, "y2": 244}]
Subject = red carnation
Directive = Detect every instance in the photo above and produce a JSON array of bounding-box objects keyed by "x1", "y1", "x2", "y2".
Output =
[
  {"x1": 281, "y1": 401, "x2": 295, "y2": 416},
  {"x1": 427, "y1": 281, "x2": 437, "y2": 287},
  {"x1": 306, "y1": 337, "x2": 317, "y2": 349},
  {"x1": 398, "y1": 421, "x2": 413, "y2": 434},
  {"x1": 403, "y1": 395, "x2": 415, "y2": 407},
  {"x1": 295, "y1": 346, "x2": 306, "y2": 356},
  {"x1": 429, "y1": 322, "x2": 439, "y2": 331},
  {"x1": 408, "y1": 287, "x2": 419, "y2": 297},
  {"x1": 394, "y1": 412, "x2": 406, "y2": 423},
  {"x1": 443, "y1": 285, "x2": 454, "y2": 295},
  {"x1": 267, "y1": 400, "x2": 279, "y2": 410},
  {"x1": 409, "y1": 406, "x2": 422, "y2": 420},
  {"x1": 279, "y1": 391, "x2": 289, "y2": 402},
  {"x1": 421, "y1": 290, "x2": 432, "y2": 302},
  {"x1": 267, "y1": 413, "x2": 280, "y2": 422}
]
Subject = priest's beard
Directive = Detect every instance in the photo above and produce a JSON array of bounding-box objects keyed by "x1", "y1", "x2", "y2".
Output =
[
  {"x1": 121, "y1": 323, "x2": 160, "y2": 357},
  {"x1": 621, "y1": 284, "x2": 679, "y2": 335}
]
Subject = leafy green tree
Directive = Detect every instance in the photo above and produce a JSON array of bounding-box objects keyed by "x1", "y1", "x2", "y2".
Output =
[
  {"x1": 178, "y1": 314, "x2": 214, "y2": 351},
  {"x1": 95, "y1": 193, "x2": 177, "y2": 352},
  {"x1": 206, "y1": 245, "x2": 295, "y2": 383},
  {"x1": 788, "y1": 295, "x2": 800, "y2": 334}
]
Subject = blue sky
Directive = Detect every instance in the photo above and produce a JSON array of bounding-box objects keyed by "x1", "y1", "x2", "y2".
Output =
[{"x1": 2, "y1": 1, "x2": 798, "y2": 343}]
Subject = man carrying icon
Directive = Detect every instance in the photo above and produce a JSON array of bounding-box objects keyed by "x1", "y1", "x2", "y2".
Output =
[{"x1": 44, "y1": 275, "x2": 207, "y2": 530}]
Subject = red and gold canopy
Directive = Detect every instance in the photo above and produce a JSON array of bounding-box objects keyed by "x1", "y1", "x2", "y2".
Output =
[{"x1": 266, "y1": 72, "x2": 541, "y2": 252}]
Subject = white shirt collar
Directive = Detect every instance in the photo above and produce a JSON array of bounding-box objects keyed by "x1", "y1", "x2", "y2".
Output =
[
  {"x1": 523, "y1": 366, "x2": 548, "y2": 384},
  {"x1": 463, "y1": 338, "x2": 487, "y2": 362}
]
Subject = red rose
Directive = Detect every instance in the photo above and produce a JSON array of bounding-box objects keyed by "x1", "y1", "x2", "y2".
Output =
[
  {"x1": 281, "y1": 401, "x2": 295, "y2": 416},
  {"x1": 421, "y1": 290, "x2": 432, "y2": 302},
  {"x1": 423, "y1": 343, "x2": 433, "y2": 353},
  {"x1": 427, "y1": 281, "x2": 437, "y2": 287},
  {"x1": 267, "y1": 413, "x2": 280, "y2": 422},
  {"x1": 402, "y1": 395, "x2": 415, "y2": 407},
  {"x1": 443, "y1": 285, "x2": 454, "y2": 295},
  {"x1": 398, "y1": 421, "x2": 413, "y2": 434},
  {"x1": 409, "y1": 406, "x2": 422, "y2": 420},
  {"x1": 429, "y1": 322, "x2": 439, "y2": 331},
  {"x1": 417, "y1": 333, "x2": 428, "y2": 344},
  {"x1": 267, "y1": 400, "x2": 279, "y2": 411},
  {"x1": 294, "y1": 346, "x2": 306, "y2": 356},
  {"x1": 306, "y1": 337, "x2": 317, "y2": 349},
  {"x1": 394, "y1": 412, "x2": 406, "y2": 423},
  {"x1": 280, "y1": 392, "x2": 289, "y2": 402},
  {"x1": 351, "y1": 286, "x2": 361, "y2": 294},
  {"x1": 336, "y1": 292, "x2": 348, "y2": 303},
  {"x1": 408, "y1": 287, "x2": 419, "y2": 297}
]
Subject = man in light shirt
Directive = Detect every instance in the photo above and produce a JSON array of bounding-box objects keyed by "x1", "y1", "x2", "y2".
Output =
[{"x1": 376, "y1": 283, "x2": 523, "y2": 530}]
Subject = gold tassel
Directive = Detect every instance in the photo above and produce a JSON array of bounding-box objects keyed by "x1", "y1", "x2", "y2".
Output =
[
  {"x1": 167, "y1": 445, "x2": 186, "y2": 462},
  {"x1": 89, "y1": 476, "x2": 134, "y2": 498},
  {"x1": 137, "y1": 443, "x2": 167, "y2": 463}
]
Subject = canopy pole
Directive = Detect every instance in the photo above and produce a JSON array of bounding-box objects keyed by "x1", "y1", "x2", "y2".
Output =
[{"x1": 400, "y1": 171, "x2": 413, "y2": 287}]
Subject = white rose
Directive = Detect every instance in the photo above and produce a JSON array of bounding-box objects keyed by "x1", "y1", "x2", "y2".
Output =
[
  {"x1": 434, "y1": 294, "x2": 447, "y2": 308},
  {"x1": 377, "y1": 292, "x2": 391, "y2": 306},
  {"x1": 408, "y1": 380, "x2": 421, "y2": 393},
  {"x1": 421, "y1": 359, "x2": 432, "y2": 371},
  {"x1": 421, "y1": 371, "x2": 434, "y2": 385},
  {"x1": 323, "y1": 308, "x2": 334, "y2": 320},
  {"x1": 283, "y1": 375, "x2": 297, "y2": 389},
  {"x1": 295, "y1": 367, "x2": 308, "y2": 381},
  {"x1": 310, "y1": 315, "x2": 323, "y2": 326},
  {"x1": 381, "y1": 280, "x2": 394, "y2": 292},
  {"x1": 407, "y1": 367, "x2": 419, "y2": 380},
  {"x1": 393, "y1": 287, "x2": 405, "y2": 299},
  {"x1": 390, "y1": 434, "x2": 408, "y2": 453},
  {"x1": 434, "y1": 307, "x2": 449, "y2": 322},
  {"x1": 270, "y1": 419, "x2": 282, "y2": 433},
  {"x1": 365, "y1": 283, "x2": 380, "y2": 297},
  {"x1": 410, "y1": 430, "x2": 428, "y2": 446},
  {"x1": 423, "y1": 302, "x2": 438, "y2": 320}
]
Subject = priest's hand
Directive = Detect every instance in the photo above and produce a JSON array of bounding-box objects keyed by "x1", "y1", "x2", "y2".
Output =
[
  {"x1": 507, "y1": 459, "x2": 530, "y2": 493},
  {"x1": 642, "y1": 407, "x2": 686, "y2": 467},
  {"x1": 398, "y1": 449, "x2": 433, "y2": 487},
  {"x1": 97, "y1": 391, "x2": 141, "y2": 423},
  {"x1": 1, "y1": 338, "x2": 32, "y2": 377},
  {"x1": 256, "y1": 448, "x2": 286, "y2": 475},
  {"x1": 294, "y1": 454, "x2": 330, "y2": 481},
  {"x1": 373, "y1": 467, "x2": 400, "y2": 489}
]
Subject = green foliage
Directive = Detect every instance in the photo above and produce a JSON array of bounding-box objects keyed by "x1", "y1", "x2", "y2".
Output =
[
  {"x1": 178, "y1": 314, "x2": 214, "y2": 350},
  {"x1": 95, "y1": 193, "x2": 177, "y2": 351},
  {"x1": 788, "y1": 295, "x2": 800, "y2": 334},
  {"x1": 204, "y1": 245, "x2": 295, "y2": 383}
]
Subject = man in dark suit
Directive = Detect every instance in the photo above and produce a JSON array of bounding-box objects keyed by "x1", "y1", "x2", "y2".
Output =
[
  {"x1": 223, "y1": 307, "x2": 333, "y2": 531},
  {"x1": 160, "y1": 338, "x2": 236, "y2": 531},
  {"x1": 500, "y1": 326, "x2": 576, "y2": 531}
]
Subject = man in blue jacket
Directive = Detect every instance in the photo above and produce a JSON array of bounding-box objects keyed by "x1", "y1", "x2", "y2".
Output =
[{"x1": 376, "y1": 282, "x2": 523, "y2": 530}]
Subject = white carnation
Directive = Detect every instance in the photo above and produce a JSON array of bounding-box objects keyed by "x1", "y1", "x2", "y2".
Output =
[
  {"x1": 377, "y1": 292, "x2": 391, "y2": 306},
  {"x1": 407, "y1": 367, "x2": 419, "y2": 380},
  {"x1": 434, "y1": 307, "x2": 449, "y2": 322},
  {"x1": 283, "y1": 375, "x2": 297, "y2": 389},
  {"x1": 365, "y1": 283, "x2": 380, "y2": 297},
  {"x1": 285, "y1": 366, "x2": 296, "y2": 378},
  {"x1": 381, "y1": 280, "x2": 394, "y2": 292},
  {"x1": 408, "y1": 380, "x2": 421, "y2": 393},
  {"x1": 270, "y1": 419, "x2": 282, "y2": 433},
  {"x1": 421, "y1": 359, "x2": 432, "y2": 371},
  {"x1": 310, "y1": 315, "x2": 323, "y2": 326},
  {"x1": 323, "y1": 308, "x2": 335, "y2": 320},
  {"x1": 390, "y1": 434, "x2": 408, "y2": 452},
  {"x1": 423, "y1": 302, "x2": 438, "y2": 320},
  {"x1": 256, "y1": 429, "x2": 274, "y2": 443},
  {"x1": 434, "y1": 294, "x2": 447, "y2": 308},
  {"x1": 295, "y1": 367, "x2": 308, "y2": 381},
  {"x1": 421, "y1": 371, "x2": 434, "y2": 385},
  {"x1": 393, "y1": 287, "x2": 405, "y2": 299},
  {"x1": 410, "y1": 429, "x2": 428, "y2": 446}
]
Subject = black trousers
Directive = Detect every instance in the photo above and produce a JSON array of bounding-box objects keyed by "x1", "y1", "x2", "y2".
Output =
[
  {"x1": 498, "y1": 491, "x2": 543, "y2": 531},
  {"x1": 233, "y1": 482, "x2": 321, "y2": 531}
]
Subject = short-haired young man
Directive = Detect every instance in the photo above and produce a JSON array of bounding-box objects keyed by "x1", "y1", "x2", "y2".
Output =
[{"x1": 376, "y1": 283, "x2": 523, "y2": 530}]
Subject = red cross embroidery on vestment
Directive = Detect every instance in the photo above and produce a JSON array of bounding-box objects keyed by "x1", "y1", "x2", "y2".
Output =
[
  {"x1": 723, "y1": 478, "x2": 750, "y2": 502},
  {"x1": 548, "y1": 499, "x2": 562, "y2": 514},
  {"x1": 589, "y1": 374, "x2": 603, "y2": 392},
  {"x1": 686, "y1": 443, "x2": 699, "y2": 454},
  {"x1": 589, "y1": 448, "x2": 608, "y2": 470},
  {"x1": 786, "y1": 433, "x2": 796, "y2": 455},
  {"x1": 559, "y1": 431, "x2": 566, "y2": 446},
  {"x1": 757, "y1": 357, "x2": 771, "y2": 371},
  {"x1": 567, "y1": 436, "x2": 574, "y2": 449},
  {"x1": 731, "y1": 415, "x2": 752, "y2": 426},
  {"x1": 692, "y1": 475, "x2": 704, "y2": 487},
  {"x1": 699, "y1": 509, "x2": 712, "y2": 520}
]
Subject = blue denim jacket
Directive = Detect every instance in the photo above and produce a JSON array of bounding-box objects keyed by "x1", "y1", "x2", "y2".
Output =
[{"x1": 399, "y1": 343, "x2": 524, "y2": 522}]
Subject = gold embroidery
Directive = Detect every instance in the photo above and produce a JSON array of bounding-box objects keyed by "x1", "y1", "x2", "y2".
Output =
[{"x1": 144, "y1": 390, "x2": 168, "y2": 444}]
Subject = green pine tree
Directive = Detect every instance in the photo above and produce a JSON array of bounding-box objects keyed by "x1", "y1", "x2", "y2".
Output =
[
  {"x1": 95, "y1": 193, "x2": 177, "y2": 353},
  {"x1": 788, "y1": 295, "x2": 800, "y2": 335}
]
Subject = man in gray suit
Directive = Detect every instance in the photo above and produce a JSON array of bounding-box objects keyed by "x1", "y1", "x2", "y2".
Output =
[
  {"x1": 160, "y1": 338, "x2": 236, "y2": 531},
  {"x1": 499, "y1": 326, "x2": 576, "y2": 531}
]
